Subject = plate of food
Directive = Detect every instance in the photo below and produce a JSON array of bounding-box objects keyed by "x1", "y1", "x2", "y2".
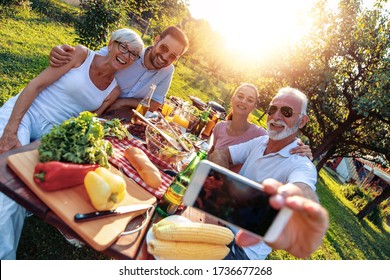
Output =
[{"x1": 146, "y1": 215, "x2": 192, "y2": 260}]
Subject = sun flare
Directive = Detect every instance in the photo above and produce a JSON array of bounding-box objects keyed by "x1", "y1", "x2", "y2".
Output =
[
  {"x1": 190, "y1": 0, "x2": 314, "y2": 61},
  {"x1": 189, "y1": 0, "x2": 386, "y2": 63}
]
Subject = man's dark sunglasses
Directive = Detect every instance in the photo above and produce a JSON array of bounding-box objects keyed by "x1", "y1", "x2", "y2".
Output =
[{"x1": 267, "y1": 105, "x2": 300, "y2": 118}]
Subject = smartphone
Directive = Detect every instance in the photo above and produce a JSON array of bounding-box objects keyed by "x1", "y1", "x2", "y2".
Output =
[{"x1": 183, "y1": 160, "x2": 292, "y2": 243}]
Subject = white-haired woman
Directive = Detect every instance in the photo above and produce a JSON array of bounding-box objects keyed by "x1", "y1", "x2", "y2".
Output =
[{"x1": 0, "y1": 28, "x2": 143, "y2": 259}]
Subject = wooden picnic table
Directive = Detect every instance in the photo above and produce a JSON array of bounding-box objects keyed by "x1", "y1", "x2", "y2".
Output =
[{"x1": 0, "y1": 109, "x2": 215, "y2": 260}]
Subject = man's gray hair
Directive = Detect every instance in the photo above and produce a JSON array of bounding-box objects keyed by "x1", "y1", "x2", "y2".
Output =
[
  {"x1": 111, "y1": 28, "x2": 144, "y2": 55},
  {"x1": 276, "y1": 87, "x2": 308, "y2": 115}
]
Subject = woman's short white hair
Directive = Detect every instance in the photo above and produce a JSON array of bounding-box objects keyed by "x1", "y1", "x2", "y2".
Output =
[
  {"x1": 111, "y1": 28, "x2": 144, "y2": 55},
  {"x1": 276, "y1": 87, "x2": 308, "y2": 115}
]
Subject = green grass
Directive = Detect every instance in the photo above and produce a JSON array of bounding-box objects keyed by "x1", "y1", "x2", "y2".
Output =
[
  {"x1": 0, "y1": 6, "x2": 76, "y2": 105},
  {"x1": 167, "y1": 61, "x2": 230, "y2": 105},
  {"x1": 269, "y1": 169, "x2": 390, "y2": 260},
  {"x1": 2, "y1": 2, "x2": 389, "y2": 260},
  {"x1": 18, "y1": 215, "x2": 109, "y2": 260},
  {"x1": 316, "y1": 169, "x2": 390, "y2": 259}
]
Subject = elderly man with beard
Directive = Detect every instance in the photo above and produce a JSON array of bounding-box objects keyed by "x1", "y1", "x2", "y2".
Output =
[{"x1": 208, "y1": 87, "x2": 328, "y2": 260}]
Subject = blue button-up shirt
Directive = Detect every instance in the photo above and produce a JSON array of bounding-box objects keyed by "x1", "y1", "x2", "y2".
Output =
[{"x1": 99, "y1": 46, "x2": 174, "y2": 104}]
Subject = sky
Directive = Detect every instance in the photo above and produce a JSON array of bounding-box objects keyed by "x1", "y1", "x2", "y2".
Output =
[{"x1": 187, "y1": 0, "x2": 387, "y2": 60}]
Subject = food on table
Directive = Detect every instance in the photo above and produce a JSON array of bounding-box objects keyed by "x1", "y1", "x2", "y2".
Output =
[
  {"x1": 124, "y1": 146, "x2": 162, "y2": 189},
  {"x1": 33, "y1": 161, "x2": 99, "y2": 191},
  {"x1": 184, "y1": 133, "x2": 198, "y2": 141},
  {"x1": 127, "y1": 122, "x2": 147, "y2": 141},
  {"x1": 145, "y1": 123, "x2": 193, "y2": 166},
  {"x1": 153, "y1": 221, "x2": 234, "y2": 244},
  {"x1": 148, "y1": 220, "x2": 234, "y2": 260},
  {"x1": 84, "y1": 167, "x2": 127, "y2": 211},
  {"x1": 100, "y1": 118, "x2": 132, "y2": 140},
  {"x1": 147, "y1": 239, "x2": 230, "y2": 260},
  {"x1": 38, "y1": 111, "x2": 113, "y2": 168}
]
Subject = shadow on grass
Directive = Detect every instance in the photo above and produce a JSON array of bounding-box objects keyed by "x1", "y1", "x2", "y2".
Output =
[
  {"x1": 18, "y1": 216, "x2": 109, "y2": 260},
  {"x1": 3, "y1": 0, "x2": 78, "y2": 27},
  {"x1": 30, "y1": 0, "x2": 79, "y2": 27},
  {"x1": 0, "y1": 52, "x2": 48, "y2": 76},
  {"x1": 0, "y1": 52, "x2": 49, "y2": 105},
  {"x1": 318, "y1": 174, "x2": 390, "y2": 259}
]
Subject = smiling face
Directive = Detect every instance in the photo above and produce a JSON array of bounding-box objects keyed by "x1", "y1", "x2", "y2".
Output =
[
  {"x1": 147, "y1": 35, "x2": 186, "y2": 70},
  {"x1": 266, "y1": 93, "x2": 307, "y2": 141},
  {"x1": 108, "y1": 40, "x2": 140, "y2": 70},
  {"x1": 231, "y1": 85, "x2": 258, "y2": 117}
]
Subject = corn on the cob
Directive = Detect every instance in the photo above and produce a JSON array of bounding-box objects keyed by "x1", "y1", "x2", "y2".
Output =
[
  {"x1": 154, "y1": 220, "x2": 174, "y2": 228},
  {"x1": 147, "y1": 239, "x2": 230, "y2": 260},
  {"x1": 153, "y1": 222, "x2": 234, "y2": 245}
]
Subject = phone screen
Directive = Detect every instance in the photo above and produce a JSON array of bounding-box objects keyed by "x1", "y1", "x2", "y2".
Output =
[{"x1": 193, "y1": 169, "x2": 279, "y2": 237}]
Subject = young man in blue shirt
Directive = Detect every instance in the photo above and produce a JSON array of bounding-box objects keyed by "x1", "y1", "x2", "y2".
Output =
[{"x1": 50, "y1": 26, "x2": 189, "y2": 115}]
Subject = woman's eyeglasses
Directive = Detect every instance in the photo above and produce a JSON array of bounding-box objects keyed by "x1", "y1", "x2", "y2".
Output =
[
  {"x1": 115, "y1": 41, "x2": 140, "y2": 61},
  {"x1": 267, "y1": 105, "x2": 300, "y2": 118}
]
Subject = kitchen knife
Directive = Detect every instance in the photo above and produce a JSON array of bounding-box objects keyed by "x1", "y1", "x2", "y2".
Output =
[{"x1": 74, "y1": 204, "x2": 154, "y2": 222}]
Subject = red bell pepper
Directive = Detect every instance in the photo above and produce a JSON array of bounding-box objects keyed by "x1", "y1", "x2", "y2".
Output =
[{"x1": 33, "y1": 161, "x2": 99, "y2": 191}]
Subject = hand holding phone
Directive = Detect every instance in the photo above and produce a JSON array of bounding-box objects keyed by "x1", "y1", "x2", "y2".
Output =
[{"x1": 183, "y1": 160, "x2": 292, "y2": 243}]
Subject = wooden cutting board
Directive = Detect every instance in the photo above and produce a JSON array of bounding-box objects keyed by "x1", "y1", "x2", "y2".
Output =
[{"x1": 7, "y1": 150, "x2": 157, "y2": 251}]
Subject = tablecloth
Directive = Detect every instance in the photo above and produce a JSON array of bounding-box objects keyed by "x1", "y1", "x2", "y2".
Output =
[{"x1": 106, "y1": 137, "x2": 174, "y2": 199}]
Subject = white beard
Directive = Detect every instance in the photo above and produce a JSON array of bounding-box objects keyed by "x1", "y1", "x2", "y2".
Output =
[{"x1": 267, "y1": 119, "x2": 300, "y2": 140}]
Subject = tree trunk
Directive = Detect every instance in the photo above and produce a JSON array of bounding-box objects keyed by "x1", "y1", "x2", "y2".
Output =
[
  {"x1": 257, "y1": 112, "x2": 267, "y2": 122},
  {"x1": 316, "y1": 155, "x2": 329, "y2": 171},
  {"x1": 141, "y1": 20, "x2": 150, "y2": 38},
  {"x1": 357, "y1": 187, "x2": 390, "y2": 219},
  {"x1": 315, "y1": 146, "x2": 336, "y2": 171},
  {"x1": 311, "y1": 113, "x2": 359, "y2": 160}
]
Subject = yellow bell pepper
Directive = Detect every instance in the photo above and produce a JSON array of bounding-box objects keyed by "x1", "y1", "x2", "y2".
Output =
[{"x1": 84, "y1": 167, "x2": 127, "y2": 211}]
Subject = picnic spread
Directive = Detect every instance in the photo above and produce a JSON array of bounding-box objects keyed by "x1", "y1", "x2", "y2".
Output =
[{"x1": 4, "y1": 98, "x2": 231, "y2": 259}]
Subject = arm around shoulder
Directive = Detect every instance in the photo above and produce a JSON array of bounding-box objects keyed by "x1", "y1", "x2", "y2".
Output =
[
  {"x1": 208, "y1": 148, "x2": 232, "y2": 169},
  {"x1": 71, "y1": 45, "x2": 89, "y2": 66},
  {"x1": 49, "y1": 44, "x2": 77, "y2": 67}
]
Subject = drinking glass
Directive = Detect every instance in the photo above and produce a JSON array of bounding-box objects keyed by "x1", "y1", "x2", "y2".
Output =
[{"x1": 162, "y1": 99, "x2": 175, "y2": 117}]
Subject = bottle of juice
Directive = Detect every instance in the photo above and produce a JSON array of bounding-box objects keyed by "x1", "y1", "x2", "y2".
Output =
[
  {"x1": 172, "y1": 102, "x2": 190, "y2": 129},
  {"x1": 131, "y1": 84, "x2": 156, "y2": 124},
  {"x1": 202, "y1": 112, "x2": 220, "y2": 137},
  {"x1": 191, "y1": 106, "x2": 211, "y2": 136}
]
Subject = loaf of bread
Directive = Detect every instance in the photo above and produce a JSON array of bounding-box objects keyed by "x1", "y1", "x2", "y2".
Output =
[{"x1": 124, "y1": 146, "x2": 162, "y2": 189}]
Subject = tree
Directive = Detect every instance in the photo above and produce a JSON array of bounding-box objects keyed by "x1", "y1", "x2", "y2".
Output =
[
  {"x1": 262, "y1": 0, "x2": 390, "y2": 171},
  {"x1": 181, "y1": 17, "x2": 234, "y2": 96},
  {"x1": 181, "y1": 18, "x2": 216, "y2": 61},
  {"x1": 127, "y1": 0, "x2": 189, "y2": 36},
  {"x1": 75, "y1": 0, "x2": 125, "y2": 50},
  {"x1": 357, "y1": 185, "x2": 390, "y2": 219}
]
